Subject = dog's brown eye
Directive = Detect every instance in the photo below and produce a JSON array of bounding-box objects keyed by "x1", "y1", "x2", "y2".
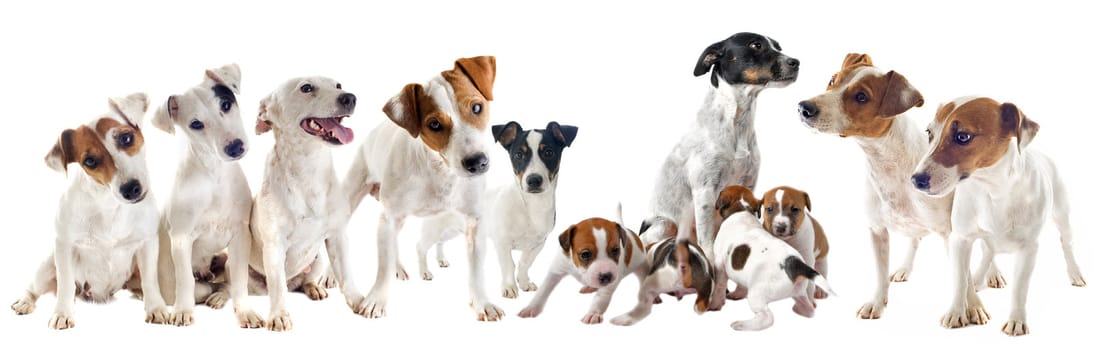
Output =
[
  {"x1": 118, "y1": 132, "x2": 134, "y2": 148},
  {"x1": 926, "y1": 129, "x2": 934, "y2": 142},
  {"x1": 300, "y1": 84, "x2": 314, "y2": 93},
  {"x1": 579, "y1": 250, "x2": 592, "y2": 262},
  {"x1": 471, "y1": 103, "x2": 483, "y2": 115},
  {"x1": 542, "y1": 149, "x2": 555, "y2": 158},
  {"x1": 82, "y1": 156, "x2": 98, "y2": 169},
  {"x1": 828, "y1": 76, "x2": 836, "y2": 87},
  {"x1": 513, "y1": 152, "x2": 523, "y2": 161},
  {"x1": 336, "y1": 83, "x2": 342, "y2": 90},
  {"x1": 610, "y1": 247, "x2": 620, "y2": 258},
  {"x1": 749, "y1": 42, "x2": 762, "y2": 50},
  {"x1": 854, "y1": 91, "x2": 869, "y2": 103},
  {"x1": 791, "y1": 207, "x2": 800, "y2": 214},
  {"x1": 427, "y1": 120, "x2": 443, "y2": 131},
  {"x1": 954, "y1": 131, "x2": 973, "y2": 145},
  {"x1": 766, "y1": 206, "x2": 774, "y2": 213}
]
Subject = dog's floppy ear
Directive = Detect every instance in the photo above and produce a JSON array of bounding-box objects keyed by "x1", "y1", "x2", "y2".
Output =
[
  {"x1": 109, "y1": 92, "x2": 149, "y2": 130},
  {"x1": 454, "y1": 56, "x2": 496, "y2": 100},
  {"x1": 45, "y1": 129, "x2": 76, "y2": 173},
  {"x1": 877, "y1": 70, "x2": 924, "y2": 118},
  {"x1": 205, "y1": 63, "x2": 241, "y2": 95},
  {"x1": 802, "y1": 191, "x2": 812, "y2": 212},
  {"x1": 1000, "y1": 102, "x2": 1039, "y2": 152},
  {"x1": 558, "y1": 224, "x2": 577, "y2": 254},
  {"x1": 842, "y1": 53, "x2": 873, "y2": 70},
  {"x1": 151, "y1": 95, "x2": 179, "y2": 135},
  {"x1": 616, "y1": 223, "x2": 628, "y2": 251},
  {"x1": 383, "y1": 83, "x2": 428, "y2": 138},
  {"x1": 694, "y1": 41, "x2": 725, "y2": 78},
  {"x1": 546, "y1": 122, "x2": 578, "y2": 148},
  {"x1": 256, "y1": 93, "x2": 277, "y2": 135},
  {"x1": 492, "y1": 121, "x2": 522, "y2": 149}
]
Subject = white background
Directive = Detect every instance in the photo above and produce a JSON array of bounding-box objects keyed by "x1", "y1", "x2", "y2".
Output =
[{"x1": 1, "y1": 0, "x2": 1091, "y2": 348}]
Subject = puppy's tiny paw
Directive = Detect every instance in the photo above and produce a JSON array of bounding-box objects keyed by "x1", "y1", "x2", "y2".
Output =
[
  {"x1": 267, "y1": 311, "x2": 292, "y2": 332},
  {"x1": 1001, "y1": 319, "x2": 1029, "y2": 336},
  {"x1": 205, "y1": 290, "x2": 229, "y2": 309},
  {"x1": 889, "y1": 268, "x2": 912, "y2": 282},
  {"x1": 731, "y1": 320, "x2": 758, "y2": 331},
  {"x1": 727, "y1": 288, "x2": 748, "y2": 300},
  {"x1": 814, "y1": 289, "x2": 829, "y2": 299},
  {"x1": 146, "y1": 306, "x2": 170, "y2": 325},
  {"x1": 170, "y1": 309, "x2": 194, "y2": 326},
  {"x1": 236, "y1": 309, "x2": 265, "y2": 329},
  {"x1": 856, "y1": 301, "x2": 885, "y2": 319},
  {"x1": 1072, "y1": 274, "x2": 1087, "y2": 287},
  {"x1": 396, "y1": 266, "x2": 409, "y2": 281},
  {"x1": 359, "y1": 294, "x2": 387, "y2": 318},
  {"x1": 303, "y1": 282, "x2": 328, "y2": 301},
  {"x1": 437, "y1": 259, "x2": 450, "y2": 268},
  {"x1": 518, "y1": 280, "x2": 537, "y2": 292},
  {"x1": 610, "y1": 314, "x2": 638, "y2": 326},
  {"x1": 421, "y1": 271, "x2": 434, "y2": 281},
  {"x1": 474, "y1": 302, "x2": 504, "y2": 322},
  {"x1": 518, "y1": 305, "x2": 542, "y2": 318},
  {"x1": 581, "y1": 312, "x2": 603, "y2": 324},
  {"x1": 48, "y1": 312, "x2": 75, "y2": 330},
  {"x1": 11, "y1": 298, "x2": 36, "y2": 315},
  {"x1": 707, "y1": 296, "x2": 725, "y2": 311},
  {"x1": 501, "y1": 284, "x2": 519, "y2": 299},
  {"x1": 578, "y1": 286, "x2": 597, "y2": 294}
]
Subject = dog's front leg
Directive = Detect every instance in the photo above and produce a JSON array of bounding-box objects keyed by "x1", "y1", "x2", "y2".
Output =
[
  {"x1": 691, "y1": 187, "x2": 719, "y2": 254},
  {"x1": 610, "y1": 275, "x2": 657, "y2": 326},
  {"x1": 857, "y1": 227, "x2": 890, "y2": 319},
  {"x1": 582, "y1": 281, "x2": 620, "y2": 324},
  {"x1": 890, "y1": 236, "x2": 920, "y2": 282},
  {"x1": 167, "y1": 230, "x2": 197, "y2": 326},
  {"x1": 940, "y1": 234, "x2": 989, "y2": 329},
  {"x1": 495, "y1": 239, "x2": 519, "y2": 298},
  {"x1": 362, "y1": 213, "x2": 404, "y2": 318},
  {"x1": 1002, "y1": 241, "x2": 1037, "y2": 336},
  {"x1": 137, "y1": 237, "x2": 170, "y2": 325},
  {"x1": 49, "y1": 243, "x2": 77, "y2": 330},
  {"x1": 516, "y1": 243, "x2": 544, "y2": 293},
  {"x1": 227, "y1": 224, "x2": 263, "y2": 328},
  {"x1": 261, "y1": 239, "x2": 292, "y2": 331},
  {"x1": 11, "y1": 256, "x2": 56, "y2": 316},
  {"x1": 467, "y1": 216, "x2": 504, "y2": 321},
  {"x1": 518, "y1": 270, "x2": 564, "y2": 318},
  {"x1": 324, "y1": 226, "x2": 366, "y2": 316},
  {"x1": 301, "y1": 250, "x2": 330, "y2": 301}
]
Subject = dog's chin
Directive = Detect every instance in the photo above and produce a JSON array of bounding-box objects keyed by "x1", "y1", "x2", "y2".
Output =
[
  {"x1": 523, "y1": 187, "x2": 545, "y2": 194},
  {"x1": 766, "y1": 75, "x2": 798, "y2": 88}
]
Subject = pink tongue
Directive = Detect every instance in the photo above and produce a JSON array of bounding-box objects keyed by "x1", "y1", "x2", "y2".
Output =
[{"x1": 315, "y1": 118, "x2": 354, "y2": 144}]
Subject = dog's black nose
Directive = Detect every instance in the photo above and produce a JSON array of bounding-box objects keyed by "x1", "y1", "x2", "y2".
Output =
[
  {"x1": 787, "y1": 58, "x2": 800, "y2": 68},
  {"x1": 462, "y1": 153, "x2": 489, "y2": 175},
  {"x1": 798, "y1": 100, "x2": 819, "y2": 119},
  {"x1": 338, "y1": 93, "x2": 356, "y2": 110},
  {"x1": 912, "y1": 173, "x2": 931, "y2": 191},
  {"x1": 120, "y1": 180, "x2": 143, "y2": 201},
  {"x1": 225, "y1": 139, "x2": 245, "y2": 159},
  {"x1": 526, "y1": 174, "x2": 543, "y2": 190},
  {"x1": 775, "y1": 223, "x2": 788, "y2": 234},
  {"x1": 598, "y1": 272, "x2": 614, "y2": 286}
]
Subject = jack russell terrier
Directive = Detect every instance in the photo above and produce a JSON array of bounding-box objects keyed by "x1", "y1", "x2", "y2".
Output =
[
  {"x1": 11, "y1": 93, "x2": 170, "y2": 329},
  {"x1": 711, "y1": 186, "x2": 836, "y2": 331},
  {"x1": 641, "y1": 32, "x2": 799, "y2": 265},
  {"x1": 415, "y1": 121, "x2": 578, "y2": 300},
  {"x1": 149, "y1": 64, "x2": 263, "y2": 328},
  {"x1": 343, "y1": 56, "x2": 503, "y2": 321},
  {"x1": 760, "y1": 186, "x2": 830, "y2": 302},
  {"x1": 519, "y1": 209, "x2": 649, "y2": 324},
  {"x1": 249, "y1": 76, "x2": 366, "y2": 331},
  {"x1": 912, "y1": 97, "x2": 1085, "y2": 336}
]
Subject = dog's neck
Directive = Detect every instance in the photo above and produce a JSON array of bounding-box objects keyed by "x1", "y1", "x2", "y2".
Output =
[
  {"x1": 966, "y1": 143, "x2": 1026, "y2": 193},
  {"x1": 700, "y1": 80, "x2": 763, "y2": 156},
  {"x1": 514, "y1": 182, "x2": 557, "y2": 231},
  {"x1": 854, "y1": 115, "x2": 929, "y2": 188},
  {"x1": 269, "y1": 130, "x2": 335, "y2": 177}
]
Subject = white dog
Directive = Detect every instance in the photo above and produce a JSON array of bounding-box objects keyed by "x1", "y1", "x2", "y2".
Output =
[
  {"x1": 912, "y1": 97, "x2": 1085, "y2": 336},
  {"x1": 149, "y1": 63, "x2": 263, "y2": 328},
  {"x1": 249, "y1": 76, "x2": 366, "y2": 331},
  {"x1": 11, "y1": 93, "x2": 170, "y2": 329},
  {"x1": 344, "y1": 56, "x2": 503, "y2": 321}
]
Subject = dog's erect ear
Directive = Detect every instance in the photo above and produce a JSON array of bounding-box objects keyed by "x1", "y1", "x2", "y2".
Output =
[
  {"x1": 492, "y1": 121, "x2": 522, "y2": 149},
  {"x1": 546, "y1": 122, "x2": 578, "y2": 148},
  {"x1": 256, "y1": 93, "x2": 277, "y2": 135},
  {"x1": 842, "y1": 53, "x2": 873, "y2": 70},
  {"x1": 151, "y1": 95, "x2": 179, "y2": 135},
  {"x1": 1000, "y1": 102, "x2": 1039, "y2": 152},
  {"x1": 205, "y1": 63, "x2": 241, "y2": 95},
  {"x1": 802, "y1": 191, "x2": 812, "y2": 212},
  {"x1": 877, "y1": 70, "x2": 924, "y2": 118},
  {"x1": 558, "y1": 224, "x2": 576, "y2": 254},
  {"x1": 109, "y1": 92, "x2": 149, "y2": 130},
  {"x1": 383, "y1": 83, "x2": 428, "y2": 138},
  {"x1": 694, "y1": 41, "x2": 725, "y2": 78},
  {"x1": 454, "y1": 56, "x2": 496, "y2": 100},
  {"x1": 45, "y1": 129, "x2": 76, "y2": 173}
]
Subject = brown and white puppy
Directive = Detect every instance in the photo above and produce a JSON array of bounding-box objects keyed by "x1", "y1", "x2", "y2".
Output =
[
  {"x1": 11, "y1": 93, "x2": 170, "y2": 329},
  {"x1": 520, "y1": 213, "x2": 649, "y2": 324},
  {"x1": 761, "y1": 186, "x2": 830, "y2": 301},
  {"x1": 912, "y1": 97, "x2": 1084, "y2": 336}
]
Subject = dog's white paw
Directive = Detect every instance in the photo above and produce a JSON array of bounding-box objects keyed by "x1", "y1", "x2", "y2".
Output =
[
  {"x1": 235, "y1": 309, "x2": 265, "y2": 329},
  {"x1": 318, "y1": 274, "x2": 339, "y2": 289},
  {"x1": 940, "y1": 304, "x2": 990, "y2": 329},
  {"x1": 205, "y1": 290, "x2": 229, "y2": 309},
  {"x1": 856, "y1": 300, "x2": 885, "y2": 319},
  {"x1": 396, "y1": 266, "x2": 409, "y2": 281},
  {"x1": 473, "y1": 302, "x2": 504, "y2": 322},
  {"x1": 581, "y1": 311, "x2": 603, "y2": 324},
  {"x1": 967, "y1": 304, "x2": 990, "y2": 325},
  {"x1": 359, "y1": 294, "x2": 387, "y2": 318},
  {"x1": 501, "y1": 284, "x2": 519, "y2": 299},
  {"x1": 267, "y1": 311, "x2": 292, "y2": 332},
  {"x1": 170, "y1": 309, "x2": 194, "y2": 326},
  {"x1": 518, "y1": 280, "x2": 537, "y2": 292},
  {"x1": 889, "y1": 268, "x2": 912, "y2": 282},
  {"x1": 707, "y1": 294, "x2": 726, "y2": 311},
  {"x1": 421, "y1": 271, "x2": 434, "y2": 281},
  {"x1": 48, "y1": 312, "x2": 75, "y2": 330},
  {"x1": 303, "y1": 282, "x2": 328, "y2": 301},
  {"x1": 986, "y1": 272, "x2": 1007, "y2": 289},
  {"x1": 145, "y1": 306, "x2": 170, "y2": 325},
  {"x1": 610, "y1": 314, "x2": 638, "y2": 326},
  {"x1": 518, "y1": 305, "x2": 542, "y2": 318},
  {"x1": 11, "y1": 297, "x2": 36, "y2": 315},
  {"x1": 1001, "y1": 319, "x2": 1029, "y2": 336},
  {"x1": 438, "y1": 259, "x2": 450, "y2": 268},
  {"x1": 814, "y1": 289, "x2": 829, "y2": 299},
  {"x1": 1072, "y1": 274, "x2": 1087, "y2": 287}
]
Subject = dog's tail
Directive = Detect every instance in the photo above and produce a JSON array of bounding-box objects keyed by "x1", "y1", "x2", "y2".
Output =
[
  {"x1": 615, "y1": 202, "x2": 625, "y2": 226},
  {"x1": 782, "y1": 256, "x2": 836, "y2": 297},
  {"x1": 344, "y1": 146, "x2": 374, "y2": 214}
]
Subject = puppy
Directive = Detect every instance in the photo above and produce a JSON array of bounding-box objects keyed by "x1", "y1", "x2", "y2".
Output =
[
  {"x1": 519, "y1": 209, "x2": 649, "y2": 324},
  {"x1": 642, "y1": 32, "x2": 799, "y2": 263},
  {"x1": 912, "y1": 97, "x2": 1085, "y2": 336},
  {"x1": 416, "y1": 121, "x2": 578, "y2": 300},
  {"x1": 149, "y1": 64, "x2": 262, "y2": 328},
  {"x1": 712, "y1": 209, "x2": 836, "y2": 331},
  {"x1": 760, "y1": 186, "x2": 830, "y2": 301},
  {"x1": 343, "y1": 56, "x2": 503, "y2": 321},
  {"x1": 249, "y1": 76, "x2": 366, "y2": 331},
  {"x1": 11, "y1": 93, "x2": 170, "y2": 329}
]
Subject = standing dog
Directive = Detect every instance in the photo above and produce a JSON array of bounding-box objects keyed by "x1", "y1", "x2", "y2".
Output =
[
  {"x1": 760, "y1": 186, "x2": 830, "y2": 301},
  {"x1": 642, "y1": 32, "x2": 799, "y2": 265},
  {"x1": 249, "y1": 76, "x2": 366, "y2": 331},
  {"x1": 416, "y1": 121, "x2": 578, "y2": 300},
  {"x1": 150, "y1": 64, "x2": 263, "y2": 328},
  {"x1": 344, "y1": 56, "x2": 503, "y2": 321},
  {"x1": 11, "y1": 93, "x2": 170, "y2": 329},
  {"x1": 912, "y1": 97, "x2": 1085, "y2": 336}
]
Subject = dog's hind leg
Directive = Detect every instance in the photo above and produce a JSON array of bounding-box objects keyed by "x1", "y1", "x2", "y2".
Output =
[
  {"x1": 1049, "y1": 168, "x2": 1085, "y2": 287},
  {"x1": 11, "y1": 256, "x2": 57, "y2": 315}
]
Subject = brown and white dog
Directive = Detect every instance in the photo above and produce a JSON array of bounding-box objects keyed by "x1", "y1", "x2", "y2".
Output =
[
  {"x1": 912, "y1": 97, "x2": 1085, "y2": 336},
  {"x1": 760, "y1": 186, "x2": 830, "y2": 302},
  {"x1": 11, "y1": 93, "x2": 170, "y2": 329},
  {"x1": 344, "y1": 56, "x2": 503, "y2": 321},
  {"x1": 519, "y1": 211, "x2": 649, "y2": 324}
]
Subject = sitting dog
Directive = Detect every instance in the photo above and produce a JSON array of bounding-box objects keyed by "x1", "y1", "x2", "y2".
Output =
[
  {"x1": 641, "y1": 32, "x2": 799, "y2": 267},
  {"x1": 760, "y1": 186, "x2": 830, "y2": 301},
  {"x1": 519, "y1": 208, "x2": 649, "y2": 324},
  {"x1": 343, "y1": 56, "x2": 503, "y2": 321},
  {"x1": 415, "y1": 121, "x2": 578, "y2": 300},
  {"x1": 11, "y1": 93, "x2": 170, "y2": 329},
  {"x1": 150, "y1": 63, "x2": 263, "y2": 328},
  {"x1": 249, "y1": 76, "x2": 366, "y2": 331},
  {"x1": 912, "y1": 97, "x2": 1085, "y2": 336},
  {"x1": 712, "y1": 197, "x2": 836, "y2": 331}
]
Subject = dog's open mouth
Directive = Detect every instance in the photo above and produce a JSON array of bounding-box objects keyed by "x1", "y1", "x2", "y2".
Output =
[{"x1": 300, "y1": 116, "x2": 354, "y2": 145}]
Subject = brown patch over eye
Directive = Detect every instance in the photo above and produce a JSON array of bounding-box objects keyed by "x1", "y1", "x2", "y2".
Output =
[
  {"x1": 65, "y1": 126, "x2": 117, "y2": 185},
  {"x1": 928, "y1": 98, "x2": 1013, "y2": 174},
  {"x1": 95, "y1": 118, "x2": 144, "y2": 156}
]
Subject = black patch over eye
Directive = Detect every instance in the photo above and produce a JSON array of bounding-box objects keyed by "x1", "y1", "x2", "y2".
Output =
[
  {"x1": 749, "y1": 42, "x2": 762, "y2": 50},
  {"x1": 300, "y1": 84, "x2": 314, "y2": 93},
  {"x1": 543, "y1": 149, "x2": 555, "y2": 158},
  {"x1": 513, "y1": 152, "x2": 524, "y2": 160},
  {"x1": 610, "y1": 247, "x2": 620, "y2": 258},
  {"x1": 427, "y1": 120, "x2": 442, "y2": 131},
  {"x1": 855, "y1": 92, "x2": 869, "y2": 103},
  {"x1": 220, "y1": 100, "x2": 232, "y2": 112},
  {"x1": 83, "y1": 156, "x2": 98, "y2": 169},
  {"x1": 954, "y1": 131, "x2": 973, "y2": 145},
  {"x1": 118, "y1": 132, "x2": 134, "y2": 148},
  {"x1": 190, "y1": 120, "x2": 205, "y2": 130},
  {"x1": 579, "y1": 250, "x2": 592, "y2": 262},
  {"x1": 471, "y1": 103, "x2": 483, "y2": 115},
  {"x1": 336, "y1": 83, "x2": 342, "y2": 90}
]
